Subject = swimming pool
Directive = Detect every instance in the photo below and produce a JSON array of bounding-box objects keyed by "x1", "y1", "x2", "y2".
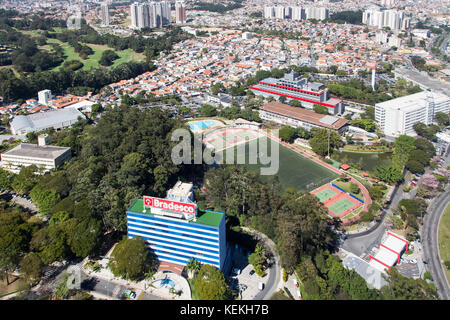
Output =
[
  {"x1": 153, "y1": 278, "x2": 176, "y2": 288},
  {"x1": 189, "y1": 120, "x2": 219, "y2": 131}
]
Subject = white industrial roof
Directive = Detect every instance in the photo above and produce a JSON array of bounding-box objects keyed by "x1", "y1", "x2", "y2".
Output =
[
  {"x1": 369, "y1": 258, "x2": 389, "y2": 273},
  {"x1": 383, "y1": 234, "x2": 407, "y2": 254},
  {"x1": 372, "y1": 246, "x2": 398, "y2": 268},
  {"x1": 375, "y1": 90, "x2": 450, "y2": 111}
]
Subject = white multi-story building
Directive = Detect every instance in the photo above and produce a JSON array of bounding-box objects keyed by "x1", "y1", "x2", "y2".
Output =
[
  {"x1": 100, "y1": 2, "x2": 110, "y2": 26},
  {"x1": 375, "y1": 91, "x2": 450, "y2": 137},
  {"x1": 38, "y1": 89, "x2": 52, "y2": 106},
  {"x1": 264, "y1": 6, "x2": 275, "y2": 19},
  {"x1": 305, "y1": 7, "x2": 329, "y2": 20},
  {"x1": 175, "y1": 1, "x2": 186, "y2": 24},
  {"x1": 130, "y1": 1, "x2": 171, "y2": 30},
  {"x1": 275, "y1": 6, "x2": 286, "y2": 19},
  {"x1": 0, "y1": 134, "x2": 72, "y2": 174},
  {"x1": 363, "y1": 8, "x2": 409, "y2": 31},
  {"x1": 291, "y1": 6, "x2": 306, "y2": 20}
]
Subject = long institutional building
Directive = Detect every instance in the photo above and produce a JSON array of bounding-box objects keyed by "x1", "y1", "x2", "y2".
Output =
[
  {"x1": 0, "y1": 134, "x2": 71, "y2": 174},
  {"x1": 375, "y1": 90, "x2": 450, "y2": 137},
  {"x1": 126, "y1": 182, "x2": 227, "y2": 272},
  {"x1": 260, "y1": 101, "x2": 349, "y2": 134},
  {"x1": 250, "y1": 71, "x2": 344, "y2": 115}
]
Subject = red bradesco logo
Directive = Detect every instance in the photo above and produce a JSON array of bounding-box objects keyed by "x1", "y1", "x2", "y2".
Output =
[{"x1": 143, "y1": 196, "x2": 195, "y2": 216}]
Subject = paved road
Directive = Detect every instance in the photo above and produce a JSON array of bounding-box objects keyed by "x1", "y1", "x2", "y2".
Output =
[
  {"x1": 421, "y1": 188, "x2": 450, "y2": 300},
  {"x1": 341, "y1": 172, "x2": 415, "y2": 257},
  {"x1": 241, "y1": 228, "x2": 281, "y2": 300}
]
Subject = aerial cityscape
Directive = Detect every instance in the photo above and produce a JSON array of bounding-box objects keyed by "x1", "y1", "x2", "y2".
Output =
[{"x1": 0, "y1": 0, "x2": 449, "y2": 305}]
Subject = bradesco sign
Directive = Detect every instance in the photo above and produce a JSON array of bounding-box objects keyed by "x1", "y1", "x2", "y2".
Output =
[{"x1": 143, "y1": 196, "x2": 196, "y2": 216}]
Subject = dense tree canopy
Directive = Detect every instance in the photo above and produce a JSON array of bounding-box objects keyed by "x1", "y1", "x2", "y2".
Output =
[
  {"x1": 192, "y1": 264, "x2": 232, "y2": 300},
  {"x1": 108, "y1": 237, "x2": 156, "y2": 281}
]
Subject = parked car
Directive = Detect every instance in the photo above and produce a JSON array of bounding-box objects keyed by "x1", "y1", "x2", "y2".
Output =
[
  {"x1": 123, "y1": 289, "x2": 137, "y2": 300},
  {"x1": 258, "y1": 282, "x2": 264, "y2": 291},
  {"x1": 249, "y1": 269, "x2": 255, "y2": 276}
]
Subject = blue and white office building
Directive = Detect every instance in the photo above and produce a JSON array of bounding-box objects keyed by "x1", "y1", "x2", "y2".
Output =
[{"x1": 126, "y1": 182, "x2": 226, "y2": 271}]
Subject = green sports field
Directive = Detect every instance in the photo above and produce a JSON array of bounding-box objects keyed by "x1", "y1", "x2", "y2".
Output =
[
  {"x1": 328, "y1": 198, "x2": 356, "y2": 215},
  {"x1": 220, "y1": 137, "x2": 338, "y2": 192},
  {"x1": 315, "y1": 188, "x2": 337, "y2": 202}
]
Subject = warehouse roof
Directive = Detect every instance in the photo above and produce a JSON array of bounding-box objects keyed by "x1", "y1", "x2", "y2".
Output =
[
  {"x1": 11, "y1": 108, "x2": 84, "y2": 133},
  {"x1": 260, "y1": 101, "x2": 348, "y2": 130}
]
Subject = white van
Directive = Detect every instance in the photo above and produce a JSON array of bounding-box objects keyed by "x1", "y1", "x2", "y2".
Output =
[{"x1": 258, "y1": 282, "x2": 264, "y2": 290}]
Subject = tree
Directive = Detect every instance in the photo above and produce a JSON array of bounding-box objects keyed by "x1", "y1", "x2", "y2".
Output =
[
  {"x1": 279, "y1": 126, "x2": 296, "y2": 143},
  {"x1": 192, "y1": 264, "x2": 231, "y2": 300},
  {"x1": 414, "y1": 138, "x2": 435, "y2": 158},
  {"x1": 19, "y1": 252, "x2": 43, "y2": 283},
  {"x1": 278, "y1": 95, "x2": 287, "y2": 103},
  {"x1": 435, "y1": 112, "x2": 450, "y2": 125},
  {"x1": 290, "y1": 100, "x2": 303, "y2": 108},
  {"x1": 64, "y1": 218, "x2": 102, "y2": 258},
  {"x1": 313, "y1": 104, "x2": 329, "y2": 115},
  {"x1": 380, "y1": 267, "x2": 437, "y2": 300},
  {"x1": 200, "y1": 104, "x2": 217, "y2": 117},
  {"x1": 350, "y1": 182, "x2": 359, "y2": 194},
  {"x1": 30, "y1": 225, "x2": 69, "y2": 265},
  {"x1": 374, "y1": 165, "x2": 403, "y2": 184},
  {"x1": 277, "y1": 192, "x2": 336, "y2": 271},
  {"x1": 30, "y1": 184, "x2": 61, "y2": 216},
  {"x1": 11, "y1": 165, "x2": 38, "y2": 194},
  {"x1": 108, "y1": 236, "x2": 155, "y2": 281},
  {"x1": 99, "y1": 49, "x2": 119, "y2": 66},
  {"x1": 405, "y1": 160, "x2": 425, "y2": 174},
  {"x1": 0, "y1": 168, "x2": 14, "y2": 190},
  {"x1": 185, "y1": 258, "x2": 201, "y2": 278},
  {"x1": 0, "y1": 211, "x2": 31, "y2": 284},
  {"x1": 309, "y1": 128, "x2": 343, "y2": 157}
]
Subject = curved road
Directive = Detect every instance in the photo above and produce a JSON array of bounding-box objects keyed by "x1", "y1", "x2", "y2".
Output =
[
  {"x1": 422, "y1": 188, "x2": 450, "y2": 300},
  {"x1": 241, "y1": 227, "x2": 282, "y2": 300}
]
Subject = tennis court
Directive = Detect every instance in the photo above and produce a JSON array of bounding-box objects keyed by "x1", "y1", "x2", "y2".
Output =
[
  {"x1": 311, "y1": 183, "x2": 362, "y2": 218},
  {"x1": 203, "y1": 128, "x2": 263, "y2": 152},
  {"x1": 328, "y1": 197, "x2": 358, "y2": 217},
  {"x1": 314, "y1": 188, "x2": 337, "y2": 202}
]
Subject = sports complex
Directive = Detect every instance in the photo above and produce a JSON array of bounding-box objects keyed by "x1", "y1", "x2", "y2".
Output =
[
  {"x1": 310, "y1": 183, "x2": 364, "y2": 218},
  {"x1": 188, "y1": 118, "x2": 367, "y2": 220}
]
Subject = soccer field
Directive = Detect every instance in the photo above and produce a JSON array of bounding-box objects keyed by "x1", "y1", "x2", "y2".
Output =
[{"x1": 220, "y1": 137, "x2": 338, "y2": 192}]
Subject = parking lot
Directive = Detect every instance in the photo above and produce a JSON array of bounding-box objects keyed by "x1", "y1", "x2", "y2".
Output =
[
  {"x1": 397, "y1": 260, "x2": 421, "y2": 278},
  {"x1": 227, "y1": 245, "x2": 270, "y2": 300}
]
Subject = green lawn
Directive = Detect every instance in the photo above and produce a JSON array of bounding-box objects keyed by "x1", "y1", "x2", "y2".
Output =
[
  {"x1": 333, "y1": 180, "x2": 362, "y2": 198},
  {"x1": 0, "y1": 276, "x2": 28, "y2": 298},
  {"x1": 438, "y1": 204, "x2": 450, "y2": 283},
  {"x1": 40, "y1": 39, "x2": 145, "y2": 71},
  {"x1": 221, "y1": 137, "x2": 339, "y2": 192}
]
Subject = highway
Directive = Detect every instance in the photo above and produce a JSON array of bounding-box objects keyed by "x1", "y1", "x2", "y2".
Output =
[{"x1": 421, "y1": 187, "x2": 450, "y2": 300}]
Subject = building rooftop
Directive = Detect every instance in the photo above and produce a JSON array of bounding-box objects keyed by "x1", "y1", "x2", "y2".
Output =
[
  {"x1": 261, "y1": 101, "x2": 348, "y2": 130},
  {"x1": 11, "y1": 108, "x2": 84, "y2": 132},
  {"x1": 127, "y1": 198, "x2": 224, "y2": 227},
  {"x1": 167, "y1": 181, "x2": 193, "y2": 198},
  {"x1": 1, "y1": 143, "x2": 71, "y2": 160},
  {"x1": 342, "y1": 255, "x2": 389, "y2": 290}
]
